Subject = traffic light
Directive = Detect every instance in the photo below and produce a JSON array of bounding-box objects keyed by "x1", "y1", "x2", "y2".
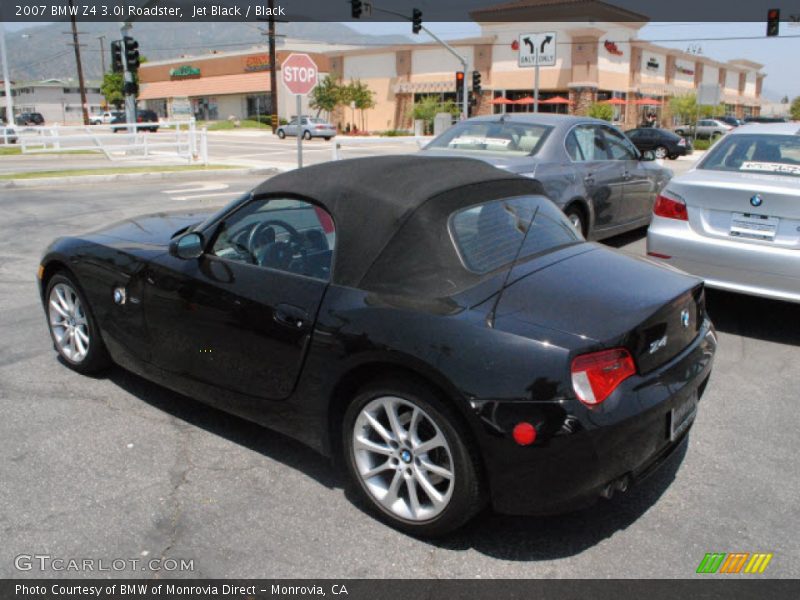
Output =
[
  {"x1": 111, "y1": 40, "x2": 123, "y2": 73},
  {"x1": 412, "y1": 8, "x2": 422, "y2": 35},
  {"x1": 472, "y1": 70, "x2": 482, "y2": 94},
  {"x1": 123, "y1": 81, "x2": 139, "y2": 97},
  {"x1": 455, "y1": 71, "x2": 465, "y2": 102},
  {"x1": 351, "y1": 0, "x2": 362, "y2": 19},
  {"x1": 123, "y1": 36, "x2": 140, "y2": 72},
  {"x1": 767, "y1": 8, "x2": 780, "y2": 37}
]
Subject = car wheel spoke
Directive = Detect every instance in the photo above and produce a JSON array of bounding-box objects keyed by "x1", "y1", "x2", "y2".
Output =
[
  {"x1": 364, "y1": 412, "x2": 395, "y2": 445},
  {"x1": 383, "y1": 398, "x2": 407, "y2": 442},
  {"x1": 361, "y1": 459, "x2": 392, "y2": 480},
  {"x1": 418, "y1": 457, "x2": 453, "y2": 480},
  {"x1": 414, "y1": 432, "x2": 446, "y2": 455},
  {"x1": 414, "y1": 467, "x2": 445, "y2": 506},
  {"x1": 382, "y1": 470, "x2": 403, "y2": 507},
  {"x1": 354, "y1": 435, "x2": 393, "y2": 457},
  {"x1": 407, "y1": 478, "x2": 422, "y2": 518}
]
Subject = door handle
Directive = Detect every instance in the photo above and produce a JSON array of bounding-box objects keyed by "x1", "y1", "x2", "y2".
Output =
[
  {"x1": 584, "y1": 174, "x2": 595, "y2": 185},
  {"x1": 274, "y1": 303, "x2": 309, "y2": 329}
]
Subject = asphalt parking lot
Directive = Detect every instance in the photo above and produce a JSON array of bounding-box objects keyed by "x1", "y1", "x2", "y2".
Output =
[{"x1": 1, "y1": 171, "x2": 798, "y2": 579}]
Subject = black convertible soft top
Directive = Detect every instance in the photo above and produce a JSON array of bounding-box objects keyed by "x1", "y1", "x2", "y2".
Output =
[{"x1": 253, "y1": 155, "x2": 548, "y2": 295}]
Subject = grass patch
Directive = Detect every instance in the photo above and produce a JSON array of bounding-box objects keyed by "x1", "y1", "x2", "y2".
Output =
[
  {"x1": 0, "y1": 164, "x2": 237, "y2": 180},
  {"x1": 0, "y1": 146, "x2": 21, "y2": 155},
  {"x1": 204, "y1": 119, "x2": 270, "y2": 131},
  {"x1": 0, "y1": 147, "x2": 109, "y2": 157}
]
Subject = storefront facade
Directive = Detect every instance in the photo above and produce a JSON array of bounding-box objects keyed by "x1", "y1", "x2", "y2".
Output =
[
  {"x1": 138, "y1": 47, "x2": 332, "y2": 122},
  {"x1": 328, "y1": 2, "x2": 765, "y2": 131}
]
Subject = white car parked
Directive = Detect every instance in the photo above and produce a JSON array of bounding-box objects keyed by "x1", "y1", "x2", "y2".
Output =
[{"x1": 647, "y1": 123, "x2": 800, "y2": 303}]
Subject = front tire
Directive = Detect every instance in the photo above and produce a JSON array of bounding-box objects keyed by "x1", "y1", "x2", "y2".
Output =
[
  {"x1": 45, "y1": 273, "x2": 110, "y2": 374},
  {"x1": 303, "y1": 130, "x2": 312, "y2": 141},
  {"x1": 342, "y1": 378, "x2": 484, "y2": 536},
  {"x1": 277, "y1": 129, "x2": 285, "y2": 139},
  {"x1": 654, "y1": 145, "x2": 668, "y2": 159}
]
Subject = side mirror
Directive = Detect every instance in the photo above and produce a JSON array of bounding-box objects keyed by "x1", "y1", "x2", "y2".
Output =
[
  {"x1": 169, "y1": 232, "x2": 204, "y2": 260},
  {"x1": 640, "y1": 150, "x2": 656, "y2": 162}
]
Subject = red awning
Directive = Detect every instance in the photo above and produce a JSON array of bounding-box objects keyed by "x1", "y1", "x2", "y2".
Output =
[
  {"x1": 635, "y1": 98, "x2": 662, "y2": 106},
  {"x1": 601, "y1": 97, "x2": 627, "y2": 105},
  {"x1": 490, "y1": 97, "x2": 515, "y2": 105},
  {"x1": 540, "y1": 96, "x2": 572, "y2": 104},
  {"x1": 513, "y1": 97, "x2": 535, "y2": 104}
]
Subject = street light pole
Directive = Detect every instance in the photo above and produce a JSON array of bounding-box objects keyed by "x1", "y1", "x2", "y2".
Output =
[
  {"x1": 0, "y1": 23, "x2": 13, "y2": 124},
  {"x1": 97, "y1": 34, "x2": 107, "y2": 74},
  {"x1": 268, "y1": 0, "x2": 279, "y2": 133},
  {"x1": 68, "y1": 0, "x2": 90, "y2": 125}
]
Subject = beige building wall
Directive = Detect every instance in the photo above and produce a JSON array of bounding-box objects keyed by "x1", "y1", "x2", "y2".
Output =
[{"x1": 342, "y1": 53, "x2": 398, "y2": 131}]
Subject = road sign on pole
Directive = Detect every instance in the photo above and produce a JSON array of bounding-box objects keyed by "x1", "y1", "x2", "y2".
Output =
[
  {"x1": 281, "y1": 53, "x2": 319, "y2": 169},
  {"x1": 518, "y1": 32, "x2": 557, "y2": 113}
]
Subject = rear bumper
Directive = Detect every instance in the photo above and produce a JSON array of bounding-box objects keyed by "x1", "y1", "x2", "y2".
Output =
[
  {"x1": 648, "y1": 216, "x2": 800, "y2": 303},
  {"x1": 481, "y1": 320, "x2": 716, "y2": 515}
]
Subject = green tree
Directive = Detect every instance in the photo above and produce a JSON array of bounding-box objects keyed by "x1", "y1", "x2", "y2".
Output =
[
  {"x1": 669, "y1": 93, "x2": 726, "y2": 125},
  {"x1": 339, "y1": 79, "x2": 375, "y2": 131},
  {"x1": 408, "y1": 95, "x2": 460, "y2": 134},
  {"x1": 587, "y1": 102, "x2": 613, "y2": 121},
  {"x1": 309, "y1": 76, "x2": 341, "y2": 120},
  {"x1": 101, "y1": 71, "x2": 125, "y2": 109},
  {"x1": 791, "y1": 97, "x2": 800, "y2": 121}
]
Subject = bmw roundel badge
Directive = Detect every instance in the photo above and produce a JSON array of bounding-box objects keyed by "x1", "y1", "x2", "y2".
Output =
[
  {"x1": 750, "y1": 194, "x2": 763, "y2": 207},
  {"x1": 680, "y1": 309, "x2": 690, "y2": 329}
]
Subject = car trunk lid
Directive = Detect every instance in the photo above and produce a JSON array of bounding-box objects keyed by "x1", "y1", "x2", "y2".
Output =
[
  {"x1": 491, "y1": 246, "x2": 705, "y2": 373},
  {"x1": 668, "y1": 169, "x2": 800, "y2": 249}
]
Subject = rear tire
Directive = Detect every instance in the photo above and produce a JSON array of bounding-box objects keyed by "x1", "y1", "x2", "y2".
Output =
[
  {"x1": 45, "y1": 272, "x2": 110, "y2": 374},
  {"x1": 342, "y1": 378, "x2": 484, "y2": 537},
  {"x1": 303, "y1": 130, "x2": 312, "y2": 141}
]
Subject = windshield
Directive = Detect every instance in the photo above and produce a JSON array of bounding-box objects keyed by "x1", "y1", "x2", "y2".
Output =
[
  {"x1": 450, "y1": 196, "x2": 580, "y2": 274},
  {"x1": 427, "y1": 121, "x2": 552, "y2": 156},
  {"x1": 700, "y1": 133, "x2": 800, "y2": 177}
]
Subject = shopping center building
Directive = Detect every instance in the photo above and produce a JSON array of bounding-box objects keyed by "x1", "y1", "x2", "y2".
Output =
[
  {"x1": 328, "y1": 0, "x2": 766, "y2": 131},
  {"x1": 137, "y1": 0, "x2": 766, "y2": 130}
]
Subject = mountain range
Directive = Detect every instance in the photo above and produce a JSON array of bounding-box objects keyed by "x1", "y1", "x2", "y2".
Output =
[{"x1": 3, "y1": 21, "x2": 411, "y2": 83}]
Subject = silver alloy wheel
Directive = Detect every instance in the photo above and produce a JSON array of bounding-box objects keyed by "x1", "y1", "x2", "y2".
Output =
[
  {"x1": 352, "y1": 396, "x2": 455, "y2": 522},
  {"x1": 654, "y1": 146, "x2": 668, "y2": 159},
  {"x1": 48, "y1": 282, "x2": 90, "y2": 363}
]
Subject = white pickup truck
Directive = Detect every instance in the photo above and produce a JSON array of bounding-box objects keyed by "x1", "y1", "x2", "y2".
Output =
[{"x1": 89, "y1": 111, "x2": 123, "y2": 125}]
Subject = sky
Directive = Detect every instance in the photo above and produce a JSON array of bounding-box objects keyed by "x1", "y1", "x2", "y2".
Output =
[{"x1": 4, "y1": 20, "x2": 799, "y2": 99}]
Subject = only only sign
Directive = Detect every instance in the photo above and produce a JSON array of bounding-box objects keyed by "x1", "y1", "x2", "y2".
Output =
[{"x1": 282, "y1": 53, "x2": 318, "y2": 96}]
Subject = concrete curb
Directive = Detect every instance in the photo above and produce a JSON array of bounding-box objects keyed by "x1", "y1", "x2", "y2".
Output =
[{"x1": 0, "y1": 166, "x2": 281, "y2": 189}]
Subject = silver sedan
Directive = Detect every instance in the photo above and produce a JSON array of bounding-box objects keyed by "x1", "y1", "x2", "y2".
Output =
[
  {"x1": 277, "y1": 116, "x2": 336, "y2": 141},
  {"x1": 647, "y1": 123, "x2": 800, "y2": 303}
]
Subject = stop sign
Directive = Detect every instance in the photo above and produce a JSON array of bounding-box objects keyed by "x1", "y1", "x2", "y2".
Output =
[{"x1": 281, "y1": 53, "x2": 318, "y2": 96}]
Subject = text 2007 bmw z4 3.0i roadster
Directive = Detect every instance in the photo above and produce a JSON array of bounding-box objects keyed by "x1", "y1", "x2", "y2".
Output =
[{"x1": 38, "y1": 156, "x2": 716, "y2": 536}]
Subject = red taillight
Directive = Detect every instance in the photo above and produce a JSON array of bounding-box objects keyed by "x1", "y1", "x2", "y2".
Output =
[
  {"x1": 512, "y1": 422, "x2": 537, "y2": 446},
  {"x1": 571, "y1": 348, "x2": 636, "y2": 406},
  {"x1": 653, "y1": 194, "x2": 688, "y2": 221},
  {"x1": 137, "y1": 116, "x2": 143, "y2": 122},
  {"x1": 315, "y1": 125, "x2": 326, "y2": 130}
]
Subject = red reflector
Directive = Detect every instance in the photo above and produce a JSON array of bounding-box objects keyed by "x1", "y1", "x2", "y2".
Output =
[
  {"x1": 653, "y1": 194, "x2": 688, "y2": 221},
  {"x1": 571, "y1": 348, "x2": 636, "y2": 406},
  {"x1": 512, "y1": 422, "x2": 537, "y2": 446},
  {"x1": 647, "y1": 251, "x2": 672, "y2": 259},
  {"x1": 315, "y1": 125, "x2": 326, "y2": 129}
]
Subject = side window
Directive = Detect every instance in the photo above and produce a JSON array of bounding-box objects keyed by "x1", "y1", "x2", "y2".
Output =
[
  {"x1": 210, "y1": 198, "x2": 336, "y2": 280},
  {"x1": 602, "y1": 126, "x2": 638, "y2": 160},
  {"x1": 567, "y1": 125, "x2": 608, "y2": 161}
]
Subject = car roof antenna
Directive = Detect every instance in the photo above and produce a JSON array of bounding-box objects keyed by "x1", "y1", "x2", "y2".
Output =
[{"x1": 486, "y1": 204, "x2": 539, "y2": 329}]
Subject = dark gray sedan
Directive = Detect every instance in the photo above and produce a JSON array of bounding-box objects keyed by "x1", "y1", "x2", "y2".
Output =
[{"x1": 422, "y1": 114, "x2": 671, "y2": 240}]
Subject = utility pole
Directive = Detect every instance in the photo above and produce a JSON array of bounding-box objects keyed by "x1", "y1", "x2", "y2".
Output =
[
  {"x1": 0, "y1": 23, "x2": 13, "y2": 124},
  {"x1": 97, "y1": 34, "x2": 106, "y2": 74},
  {"x1": 268, "y1": 0, "x2": 278, "y2": 134},
  {"x1": 67, "y1": 0, "x2": 90, "y2": 125}
]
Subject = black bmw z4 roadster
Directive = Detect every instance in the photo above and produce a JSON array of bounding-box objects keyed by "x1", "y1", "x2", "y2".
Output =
[{"x1": 38, "y1": 156, "x2": 716, "y2": 535}]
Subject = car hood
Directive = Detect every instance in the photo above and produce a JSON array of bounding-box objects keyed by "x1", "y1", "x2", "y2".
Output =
[
  {"x1": 86, "y1": 210, "x2": 213, "y2": 247},
  {"x1": 421, "y1": 148, "x2": 539, "y2": 174},
  {"x1": 670, "y1": 167, "x2": 800, "y2": 193}
]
